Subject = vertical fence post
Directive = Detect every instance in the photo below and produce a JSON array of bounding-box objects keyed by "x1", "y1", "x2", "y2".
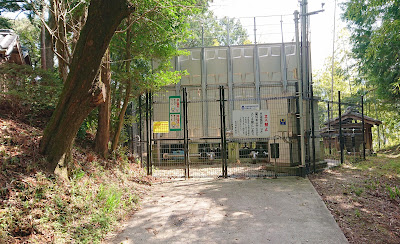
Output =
[
  {"x1": 219, "y1": 86, "x2": 227, "y2": 178},
  {"x1": 139, "y1": 95, "x2": 143, "y2": 168},
  {"x1": 222, "y1": 88, "x2": 227, "y2": 177},
  {"x1": 338, "y1": 91, "x2": 344, "y2": 164},
  {"x1": 226, "y1": 17, "x2": 230, "y2": 46},
  {"x1": 253, "y1": 17, "x2": 257, "y2": 44},
  {"x1": 361, "y1": 95, "x2": 366, "y2": 160},
  {"x1": 183, "y1": 88, "x2": 189, "y2": 178},
  {"x1": 201, "y1": 26, "x2": 204, "y2": 47},
  {"x1": 274, "y1": 137, "x2": 278, "y2": 178},
  {"x1": 327, "y1": 101, "x2": 331, "y2": 155},
  {"x1": 375, "y1": 101, "x2": 380, "y2": 150},
  {"x1": 310, "y1": 82, "x2": 316, "y2": 173},
  {"x1": 149, "y1": 93, "x2": 153, "y2": 175},
  {"x1": 145, "y1": 92, "x2": 151, "y2": 175}
]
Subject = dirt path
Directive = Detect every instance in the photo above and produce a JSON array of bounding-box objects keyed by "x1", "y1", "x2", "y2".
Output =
[
  {"x1": 309, "y1": 165, "x2": 400, "y2": 244},
  {"x1": 106, "y1": 177, "x2": 348, "y2": 244}
]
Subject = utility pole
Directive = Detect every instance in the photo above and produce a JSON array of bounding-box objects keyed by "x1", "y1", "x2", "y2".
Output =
[
  {"x1": 300, "y1": 0, "x2": 325, "y2": 98},
  {"x1": 301, "y1": 0, "x2": 308, "y2": 98},
  {"x1": 294, "y1": 10, "x2": 305, "y2": 168},
  {"x1": 299, "y1": 0, "x2": 324, "y2": 171}
]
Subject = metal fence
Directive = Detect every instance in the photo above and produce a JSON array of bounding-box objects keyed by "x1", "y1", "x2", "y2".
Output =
[
  {"x1": 130, "y1": 90, "x2": 369, "y2": 179},
  {"x1": 182, "y1": 15, "x2": 297, "y2": 48},
  {"x1": 313, "y1": 92, "x2": 368, "y2": 170},
  {"x1": 135, "y1": 85, "x2": 300, "y2": 178}
]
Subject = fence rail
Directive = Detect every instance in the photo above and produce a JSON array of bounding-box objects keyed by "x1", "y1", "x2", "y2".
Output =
[{"x1": 129, "y1": 87, "x2": 368, "y2": 178}]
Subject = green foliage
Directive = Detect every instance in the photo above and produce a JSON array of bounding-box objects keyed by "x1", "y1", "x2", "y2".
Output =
[
  {"x1": 0, "y1": 63, "x2": 62, "y2": 126},
  {"x1": 354, "y1": 208, "x2": 361, "y2": 218},
  {"x1": 108, "y1": 0, "x2": 205, "y2": 150},
  {"x1": 350, "y1": 154, "x2": 400, "y2": 178},
  {"x1": 313, "y1": 27, "x2": 400, "y2": 147},
  {"x1": 342, "y1": 0, "x2": 400, "y2": 102},
  {"x1": 12, "y1": 18, "x2": 41, "y2": 66},
  {"x1": 0, "y1": 0, "x2": 26, "y2": 13},
  {"x1": 342, "y1": 0, "x2": 400, "y2": 147},
  {"x1": 77, "y1": 112, "x2": 98, "y2": 140},
  {"x1": 109, "y1": 0, "x2": 203, "y2": 94},
  {"x1": 350, "y1": 184, "x2": 364, "y2": 196},
  {"x1": 386, "y1": 185, "x2": 400, "y2": 200},
  {"x1": 0, "y1": 16, "x2": 12, "y2": 28},
  {"x1": 0, "y1": 159, "x2": 148, "y2": 243},
  {"x1": 184, "y1": 11, "x2": 249, "y2": 47},
  {"x1": 313, "y1": 29, "x2": 362, "y2": 101},
  {"x1": 364, "y1": 178, "x2": 379, "y2": 191}
]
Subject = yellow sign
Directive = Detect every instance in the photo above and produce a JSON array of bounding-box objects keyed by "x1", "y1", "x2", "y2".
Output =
[{"x1": 153, "y1": 121, "x2": 169, "y2": 133}]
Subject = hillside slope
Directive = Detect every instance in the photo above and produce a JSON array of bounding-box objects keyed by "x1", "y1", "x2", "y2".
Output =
[{"x1": 0, "y1": 117, "x2": 153, "y2": 243}]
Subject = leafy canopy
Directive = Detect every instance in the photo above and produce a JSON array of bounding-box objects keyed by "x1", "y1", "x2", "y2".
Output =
[
  {"x1": 184, "y1": 11, "x2": 249, "y2": 47},
  {"x1": 342, "y1": 0, "x2": 400, "y2": 101}
]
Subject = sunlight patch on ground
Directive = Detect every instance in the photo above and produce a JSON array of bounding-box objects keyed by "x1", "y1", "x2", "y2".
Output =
[
  {"x1": 360, "y1": 208, "x2": 372, "y2": 214},
  {"x1": 326, "y1": 195, "x2": 347, "y2": 205},
  {"x1": 339, "y1": 202, "x2": 356, "y2": 210}
]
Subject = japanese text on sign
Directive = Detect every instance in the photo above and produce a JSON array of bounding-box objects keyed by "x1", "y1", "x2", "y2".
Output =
[
  {"x1": 169, "y1": 96, "x2": 181, "y2": 113},
  {"x1": 232, "y1": 110, "x2": 271, "y2": 138},
  {"x1": 169, "y1": 114, "x2": 181, "y2": 131},
  {"x1": 169, "y1": 96, "x2": 181, "y2": 131},
  {"x1": 153, "y1": 121, "x2": 169, "y2": 133}
]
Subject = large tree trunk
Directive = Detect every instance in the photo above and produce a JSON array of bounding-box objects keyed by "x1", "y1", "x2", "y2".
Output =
[
  {"x1": 40, "y1": 0, "x2": 134, "y2": 173},
  {"x1": 45, "y1": 0, "x2": 55, "y2": 70},
  {"x1": 40, "y1": 2, "x2": 55, "y2": 70},
  {"x1": 111, "y1": 20, "x2": 132, "y2": 152},
  {"x1": 55, "y1": 13, "x2": 69, "y2": 82},
  {"x1": 94, "y1": 49, "x2": 111, "y2": 158},
  {"x1": 40, "y1": 24, "x2": 47, "y2": 69}
]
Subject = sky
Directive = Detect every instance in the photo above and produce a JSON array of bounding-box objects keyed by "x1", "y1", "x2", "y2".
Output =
[{"x1": 209, "y1": 0, "x2": 347, "y2": 72}]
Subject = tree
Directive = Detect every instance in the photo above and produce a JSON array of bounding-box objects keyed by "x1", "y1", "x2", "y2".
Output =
[
  {"x1": 105, "y1": 1, "x2": 202, "y2": 154},
  {"x1": 94, "y1": 49, "x2": 111, "y2": 158},
  {"x1": 0, "y1": 0, "x2": 54, "y2": 69},
  {"x1": 40, "y1": 0, "x2": 134, "y2": 173},
  {"x1": 343, "y1": 0, "x2": 400, "y2": 102},
  {"x1": 0, "y1": 16, "x2": 12, "y2": 28},
  {"x1": 41, "y1": 0, "x2": 204, "y2": 172},
  {"x1": 313, "y1": 29, "x2": 361, "y2": 101},
  {"x1": 12, "y1": 18, "x2": 41, "y2": 65},
  {"x1": 185, "y1": 11, "x2": 248, "y2": 47}
]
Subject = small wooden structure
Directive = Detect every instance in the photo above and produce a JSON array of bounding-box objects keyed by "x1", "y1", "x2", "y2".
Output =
[
  {"x1": 321, "y1": 107, "x2": 382, "y2": 152},
  {"x1": 0, "y1": 29, "x2": 31, "y2": 65}
]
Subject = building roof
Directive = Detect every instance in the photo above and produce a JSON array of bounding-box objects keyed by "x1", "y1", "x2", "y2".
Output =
[
  {"x1": 324, "y1": 106, "x2": 382, "y2": 126},
  {"x1": 0, "y1": 29, "x2": 30, "y2": 65}
]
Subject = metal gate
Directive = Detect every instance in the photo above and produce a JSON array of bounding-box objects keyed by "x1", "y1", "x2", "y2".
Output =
[
  {"x1": 144, "y1": 85, "x2": 308, "y2": 178},
  {"x1": 134, "y1": 88, "x2": 370, "y2": 179}
]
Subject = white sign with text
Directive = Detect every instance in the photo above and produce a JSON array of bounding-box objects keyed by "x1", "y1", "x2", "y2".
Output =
[{"x1": 232, "y1": 109, "x2": 271, "y2": 138}]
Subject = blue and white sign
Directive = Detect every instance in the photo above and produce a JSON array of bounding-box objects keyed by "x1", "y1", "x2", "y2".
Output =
[{"x1": 240, "y1": 104, "x2": 260, "y2": 110}]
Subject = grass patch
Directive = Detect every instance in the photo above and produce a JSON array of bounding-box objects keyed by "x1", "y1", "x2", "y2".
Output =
[
  {"x1": 0, "y1": 159, "x2": 151, "y2": 243},
  {"x1": 350, "y1": 185, "x2": 364, "y2": 196},
  {"x1": 386, "y1": 185, "x2": 400, "y2": 200},
  {"x1": 349, "y1": 153, "x2": 400, "y2": 177}
]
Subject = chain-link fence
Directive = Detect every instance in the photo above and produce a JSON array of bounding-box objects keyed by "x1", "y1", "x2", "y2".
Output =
[
  {"x1": 129, "y1": 89, "x2": 371, "y2": 178},
  {"x1": 312, "y1": 92, "x2": 375, "y2": 170},
  {"x1": 182, "y1": 15, "x2": 297, "y2": 48}
]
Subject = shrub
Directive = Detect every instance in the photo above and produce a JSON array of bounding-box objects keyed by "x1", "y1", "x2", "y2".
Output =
[{"x1": 0, "y1": 63, "x2": 62, "y2": 127}]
